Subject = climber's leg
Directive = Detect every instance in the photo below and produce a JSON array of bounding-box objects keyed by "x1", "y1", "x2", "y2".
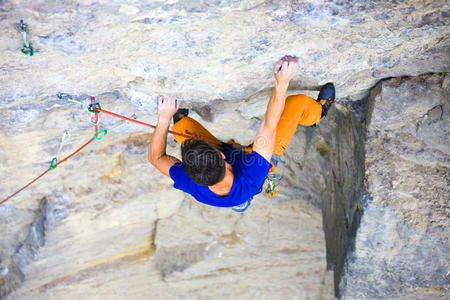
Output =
[
  {"x1": 272, "y1": 94, "x2": 322, "y2": 157},
  {"x1": 172, "y1": 116, "x2": 221, "y2": 146}
]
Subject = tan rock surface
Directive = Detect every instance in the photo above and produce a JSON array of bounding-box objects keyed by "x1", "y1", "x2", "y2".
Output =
[
  {"x1": 0, "y1": 0, "x2": 449, "y2": 299},
  {"x1": 339, "y1": 74, "x2": 449, "y2": 299}
]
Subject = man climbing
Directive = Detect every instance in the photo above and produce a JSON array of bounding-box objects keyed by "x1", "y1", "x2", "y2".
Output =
[{"x1": 148, "y1": 56, "x2": 335, "y2": 211}]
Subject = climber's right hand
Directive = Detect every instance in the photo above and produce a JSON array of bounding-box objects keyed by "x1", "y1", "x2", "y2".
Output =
[
  {"x1": 274, "y1": 56, "x2": 298, "y2": 86},
  {"x1": 157, "y1": 95, "x2": 180, "y2": 124}
]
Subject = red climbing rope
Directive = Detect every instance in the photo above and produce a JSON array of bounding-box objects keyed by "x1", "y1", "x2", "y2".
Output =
[
  {"x1": 0, "y1": 169, "x2": 51, "y2": 206},
  {"x1": 94, "y1": 108, "x2": 193, "y2": 139},
  {"x1": 1, "y1": 98, "x2": 222, "y2": 205},
  {"x1": 0, "y1": 137, "x2": 96, "y2": 205},
  {"x1": 94, "y1": 107, "x2": 223, "y2": 147}
]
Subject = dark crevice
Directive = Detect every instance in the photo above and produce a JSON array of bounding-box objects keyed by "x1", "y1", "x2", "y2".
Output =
[
  {"x1": 323, "y1": 72, "x2": 448, "y2": 298},
  {"x1": 321, "y1": 86, "x2": 375, "y2": 298},
  {"x1": 0, "y1": 198, "x2": 47, "y2": 298},
  {"x1": 0, "y1": 196, "x2": 69, "y2": 298}
]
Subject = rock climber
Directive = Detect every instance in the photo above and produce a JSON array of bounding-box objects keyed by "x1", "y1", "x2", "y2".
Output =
[{"x1": 148, "y1": 56, "x2": 335, "y2": 212}]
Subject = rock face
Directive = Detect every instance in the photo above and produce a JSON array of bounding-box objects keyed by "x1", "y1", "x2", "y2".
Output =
[
  {"x1": 321, "y1": 103, "x2": 366, "y2": 297},
  {"x1": 0, "y1": 197, "x2": 68, "y2": 297},
  {"x1": 339, "y1": 74, "x2": 450, "y2": 299},
  {"x1": 0, "y1": 0, "x2": 449, "y2": 299},
  {"x1": 0, "y1": 0, "x2": 449, "y2": 106}
]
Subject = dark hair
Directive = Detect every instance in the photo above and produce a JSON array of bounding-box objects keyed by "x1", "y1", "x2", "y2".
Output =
[{"x1": 181, "y1": 139, "x2": 225, "y2": 186}]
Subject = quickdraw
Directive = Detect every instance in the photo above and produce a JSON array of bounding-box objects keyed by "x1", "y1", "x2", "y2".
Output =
[
  {"x1": 49, "y1": 157, "x2": 58, "y2": 170},
  {"x1": 94, "y1": 129, "x2": 107, "y2": 140},
  {"x1": 265, "y1": 173, "x2": 282, "y2": 197},
  {"x1": 15, "y1": 20, "x2": 34, "y2": 56},
  {"x1": 49, "y1": 130, "x2": 71, "y2": 169},
  {"x1": 57, "y1": 92, "x2": 85, "y2": 107},
  {"x1": 89, "y1": 97, "x2": 100, "y2": 136},
  {"x1": 88, "y1": 102, "x2": 102, "y2": 114}
]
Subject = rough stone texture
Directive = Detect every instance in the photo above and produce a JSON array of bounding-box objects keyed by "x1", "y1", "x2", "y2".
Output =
[
  {"x1": 320, "y1": 104, "x2": 366, "y2": 297},
  {"x1": 339, "y1": 74, "x2": 450, "y2": 299},
  {"x1": 0, "y1": 0, "x2": 449, "y2": 299},
  {"x1": 0, "y1": 90, "x2": 336, "y2": 298},
  {"x1": 0, "y1": 197, "x2": 68, "y2": 297},
  {"x1": 0, "y1": 0, "x2": 449, "y2": 106}
]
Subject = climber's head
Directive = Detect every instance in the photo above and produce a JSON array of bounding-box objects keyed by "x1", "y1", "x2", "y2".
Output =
[{"x1": 181, "y1": 138, "x2": 226, "y2": 186}]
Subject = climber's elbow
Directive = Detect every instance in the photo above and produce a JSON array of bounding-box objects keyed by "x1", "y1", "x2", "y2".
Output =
[
  {"x1": 252, "y1": 119, "x2": 276, "y2": 162},
  {"x1": 148, "y1": 153, "x2": 180, "y2": 177},
  {"x1": 148, "y1": 153, "x2": 154, "y2": 165},
  {"x1": 148, "y1": 147, "x2": 162, "y2": 166}
]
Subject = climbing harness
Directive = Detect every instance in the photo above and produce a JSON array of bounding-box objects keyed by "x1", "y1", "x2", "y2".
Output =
[
  {"x1": 232, "y1": 198, "x2": 252, "y2": 212},
  {"x1": 15, "y1": 20, "x2": 34, "y2": 56},
  {"x1": 49, "y1": 130, "x2": 71, "y2": 169},
  {"x1": 265, "y1": 173, "x2": 282, "y2": 197},
  {"x1": 271, "y1": 154, "x2": 286, "y2": 167},
  {"x1": 232, "y1": 172, "x2": 282, "y2": 212}
]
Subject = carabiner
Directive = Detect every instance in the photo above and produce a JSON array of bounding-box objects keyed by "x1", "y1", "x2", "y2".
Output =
[
  {"x1": 21, "y1": 44, "x2": 34, "y2": 56},
  {"x1": 16, "y1": 20, "x2": 33, "y2": 56},
  {"x1": 50, "y1": 157, "x2": 58, "y2": 170},
  {"x1": 88, "y1": 102, "x2": 101, "y2": 113},
  {"x1": 94, "y1": 129, "x2": 107, "y2": 140},
  {"x1": 265, "y1": 172, "x2": 282, "y2": 197}
]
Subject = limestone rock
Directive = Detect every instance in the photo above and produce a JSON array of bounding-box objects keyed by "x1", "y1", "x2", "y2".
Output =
[
  {"x1": 321, "y1": 103, "x2": 367, "y2": 297},
  {"x1": 0, "y1": 0, "x2": 449, "y2": 299},
  {"x1": 0, "y1": 0, "x2": 449, "y2": 114},
  {"x1": 339, "y1": 74, "x2": 450, "y2": 299}
]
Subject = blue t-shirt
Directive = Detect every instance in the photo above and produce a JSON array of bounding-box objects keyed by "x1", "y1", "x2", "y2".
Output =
[{"x1": 169, "y1": 150, "x2": 272, "y2": 207}]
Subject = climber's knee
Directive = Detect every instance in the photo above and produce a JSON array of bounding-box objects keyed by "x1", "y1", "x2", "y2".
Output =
[
  {"x1": 285, "y1": 94, "x2": 308, "y2": 112},
  {"x1": 286, "y1": 94, "x2": 322, "y2": 126},
  {"x1": 172, "y1": 117, "x2": 196, "y2": 144}
]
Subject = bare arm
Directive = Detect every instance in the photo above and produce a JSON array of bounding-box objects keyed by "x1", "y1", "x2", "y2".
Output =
[
  {"x1": 148, "y1": 96, "x2": 181, "y2": 177},
  {"x1": 252, "y1": 56, "x2": 299, "y2": 162}
]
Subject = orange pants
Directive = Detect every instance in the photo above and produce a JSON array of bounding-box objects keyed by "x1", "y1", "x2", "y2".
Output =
[{"x1": 172, "y1": 94, "x2": 322, "y2": 159}]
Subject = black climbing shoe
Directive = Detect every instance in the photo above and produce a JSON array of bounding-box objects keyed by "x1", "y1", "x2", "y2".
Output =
[
  {"x1": 173, "y1": 108, "x2": 189, "y2": 124},
  {"x1": 317, "y1": 82, "x2": 335, "y2": 118}
]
